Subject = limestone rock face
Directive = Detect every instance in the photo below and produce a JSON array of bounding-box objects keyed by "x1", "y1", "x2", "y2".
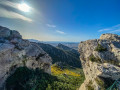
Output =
[
  {"x1": 100, "y1": 33, "x2": 120, "y2": 41},
  {"x1": 0, "y1": 26, "x2": 52, "y2": 89},
  {"x1": 78, "y1": 34, "x2": 120, "y2": 90}
]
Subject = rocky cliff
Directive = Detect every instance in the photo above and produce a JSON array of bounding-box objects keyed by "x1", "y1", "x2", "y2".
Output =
[
  {"x1": 78, "y1": 34, "x2": 120, "y2": 90},
  {"x1": 0, "y1": 26, "x2": 52, "y2": 89}
]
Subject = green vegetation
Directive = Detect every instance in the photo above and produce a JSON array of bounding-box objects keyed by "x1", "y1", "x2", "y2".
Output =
[
  {"x1": 89, "y1": 54, "x2": 102, "y2": 63},
  {"x1": 95, "y1": 77, "x2": 115, "y2": 90},
  {"x1": 86, "y1": 80, "x2": 94, "y2": 90},
  {"x1": 38, "y1": 43, "x2": 81, "y2": 68},
  {"x1": 95, "y1": 44, "x2": 107, "y2": 52},
  {"x1": 22, "y1": 55, "x2": 27, "y2": 66},
  {"x1": 51, "y1": 64, "x2": 85, "y2": 90},
  {"x1": 95, "y1": 77, "x2": 105, "y2": 90},
  {"x1": 103, "y1": 60, "x2": 119, "y2": 66},
  {"x1": 6, "y1": 66, "x2": 85, "y2": 90}
]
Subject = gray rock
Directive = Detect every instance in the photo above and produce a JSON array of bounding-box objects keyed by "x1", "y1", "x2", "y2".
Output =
[
  {"x1": 10, "y1": 30, "x2": 22, "y2": 39},
  {"x1": 0, "y1": 26, "x2": 52, "y2": 89},
  {"x1": 79, "y1": 34, "x2": 120, "y2": 90},
  {"x1": 100, "y1": 33, "x2": 120, "y2": 41},
  {"x1": 0, "y1": 26, "x2": 11, "y2": 38}
]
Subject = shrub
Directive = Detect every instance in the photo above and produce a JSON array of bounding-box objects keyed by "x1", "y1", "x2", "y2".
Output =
[
  {"x1": 95, "y1": 44, "x2": 107, "y2": 52},
  {"x1": 51, "y1": 64, "x2": 80, "y2": 76},
  {"x1": 103, "y1": 60, "x2": 120, "y2": 66},
  {"x1": 6, "y1": 67, "x2": 57, "y2": 90},
  {"x1": 6, "y1": 66, "x2": 85, "y2": 90},
  {"x1": 95, "y1": 77, "x2": 115, "y2": 90},
  {"x1": 89, "y1": 54, "x2": 102, "y2": 63},
  {"x1": 95, "y1": 77, "x2": 105, "y2": 90},
  {"x1": 86, "y1": 80, "x2": 94, "y2": 90}
]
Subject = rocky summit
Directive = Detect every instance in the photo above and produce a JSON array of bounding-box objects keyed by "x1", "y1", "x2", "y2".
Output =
[
  {"x1": 0, "y1": 26, "x2": 52, "y2": 89},
  {"x1": 78, "y1": 33, "x2": 120, "y2": 90}
]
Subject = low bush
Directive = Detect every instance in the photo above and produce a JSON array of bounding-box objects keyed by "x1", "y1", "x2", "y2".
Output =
[
  {"x1": 95, "y1": 77, "x2": 115, "y2": 90},
  {"x1": 86, "y1": 80, "x2": 94, "y2": 90},
  {"x1": 95, "y1": 44, "x2": 107, "y2": 52},
  {"x1": 6, "y1": 67, "x2": 57, "y2": 90},
  {"x1": 89, "y1": 54, "x2": 102, "y2": 63},
  {"x1": 104, "y1": 60, "x2": 120, "y2": 66},
  {"x1": 95, "y1": 77, "x2": 105, "y2": 90},
  {"x1": 6, "y1": 66, "x2": 85, "y2": 90}
]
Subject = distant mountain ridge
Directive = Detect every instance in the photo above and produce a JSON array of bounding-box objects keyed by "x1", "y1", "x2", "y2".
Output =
[
  {"x1": 28, "y1": 39, "x2": 79, "y2": 50},
  {"x1": 37, "y1": 43, "x2": 81, "y2": 68},
  {"x1": 57, "y1": 43, "x2": 79, "y2": 55}
]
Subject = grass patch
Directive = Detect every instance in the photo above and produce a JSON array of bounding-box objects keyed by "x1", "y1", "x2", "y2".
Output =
[
  {"x1": 89, "y1": 54, "x2": 102, "y2": 63},
  {"x1": 96, "y1": 77, "x2": 115, "y2": 89},
  {"x1": 95, "y1": 44, "x2": 107, "y2": 52},
  {"x1": 95, "y1": 77, "x2": 105, "y2": 90},
  {"x1": 51, "y1": 64, "x2": 81, "y2": 76},
  {"x1": 86, "y1": 80, "x2": 94, "y2": 90},
  {"x1": 51, "y1": 64, "x2": 85, "y2": 89},
  {"x1": 103, "y1": 60, "x2": 120, "y2": 66}
]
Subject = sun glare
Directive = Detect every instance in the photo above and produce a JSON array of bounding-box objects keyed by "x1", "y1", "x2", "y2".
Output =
[{"x1": 18, "y1": 3, "x2": 30, "y2": 12}]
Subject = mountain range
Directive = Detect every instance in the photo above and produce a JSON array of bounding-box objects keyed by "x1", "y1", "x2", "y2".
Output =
[{"x1": 37, "y1": 43, "x2": 81, "y2": 68}]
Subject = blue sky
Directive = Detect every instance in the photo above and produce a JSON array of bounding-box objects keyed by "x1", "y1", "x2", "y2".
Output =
[{"x1": 0, "y1": 0, "x2": 120, "y2": 42}]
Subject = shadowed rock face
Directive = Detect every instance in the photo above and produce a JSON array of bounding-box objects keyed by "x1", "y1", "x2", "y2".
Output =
[
  {"x1": 78, "y1": 34, "x2": 120, "y2": 90},
  {"x1": 0, "y1": 26, "x2": 52, "y2": 89}
]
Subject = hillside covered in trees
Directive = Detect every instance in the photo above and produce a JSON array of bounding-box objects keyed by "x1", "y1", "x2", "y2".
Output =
[{"x1": 38, "y1": 43, "x2": 81, "y2": 68}]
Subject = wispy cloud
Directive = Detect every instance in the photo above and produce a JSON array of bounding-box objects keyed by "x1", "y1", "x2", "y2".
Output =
[
  {"x1": 98, "y1": 24, "x2": 120, "y2": 33},
  {"x1": 0, "y1": 1, "x2": 19, "y2": 9},
  {"x1": 46, "y1": 24, "x2": 56, "y2": 28},
  {"x1": 109, "y1": 29, "x2": 120, "y2": 33},
  {"x1": 98, "y1": 29, "x2": 111, "y2": 32},
  {"x1": 0, "y1": 1, "x2": 32, "y2": 22},
  {"x1": 0, "y1": 8, "x2": 32, "y2": 22},
  {"x1": 56, "y1": 30, "x2": 65, "y2": 34},
  {"x1": 0, "y1": 1, "x2": 33, "y2": 11}
]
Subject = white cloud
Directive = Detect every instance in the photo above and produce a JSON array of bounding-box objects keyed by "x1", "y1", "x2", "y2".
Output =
[
  {"x1": 109, "y1": 29, "x2": 120, "y2": 33},
  {"x1": 46, "y1": 24, "x2": 56, "y2": 28},
  {"x1": 98, "y1": 29, "x2": 111, "y2": 32},
  {"x1": 98, "y1": 24, "x2": 120, "y2": 33},
  {"x1": 0, "y1": 1, "x2": 19, "y2": 9},
  {"x1": 0, "y1": 8, "x2": 32, "y2": 22},
  {"x1": 0, "y1": 1, "x2": 33, "y2": 12},
  {"x1": 113, "y1": 24, "x2": 120, "y2": 28},
  {"x1": 56, "y1": 30, "x2": 65, "y2": 34}
]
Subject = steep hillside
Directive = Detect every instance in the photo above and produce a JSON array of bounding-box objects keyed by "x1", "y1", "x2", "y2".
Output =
[
  {"x1": 79, "y1": 34, "x2": 120, "y2": 90},
  {"x1": 0, "y1": 26, "x2": 52, "y2": 89},
  {"x1": 57, "y1": 43, "x2": 79, "y2": 56},
  {"x1": 38, "y1": 43, "x2": 81, "y2": 68}
]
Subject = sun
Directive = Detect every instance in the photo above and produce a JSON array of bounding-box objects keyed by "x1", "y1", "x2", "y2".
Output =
[{"x1": 18, "y1": 3, "x2": 30, "y2": 12}]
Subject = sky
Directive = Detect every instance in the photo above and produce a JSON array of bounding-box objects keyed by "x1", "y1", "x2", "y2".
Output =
[{"x1": 0, "y1": 0, "x2": 120, "y2": 42}]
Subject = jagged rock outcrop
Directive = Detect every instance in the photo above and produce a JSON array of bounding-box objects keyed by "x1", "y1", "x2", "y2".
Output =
[
  {"x1": 0, "y1": 26, "x2": 52, "y2": 89},
  {"x1": 78, "y1": 33, "x2": 120, "y2": 90}
]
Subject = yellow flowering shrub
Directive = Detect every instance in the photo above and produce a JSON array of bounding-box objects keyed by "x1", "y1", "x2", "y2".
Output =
[{"x1": 51, "y1": 65, "x2": 80, "y2": 76}]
